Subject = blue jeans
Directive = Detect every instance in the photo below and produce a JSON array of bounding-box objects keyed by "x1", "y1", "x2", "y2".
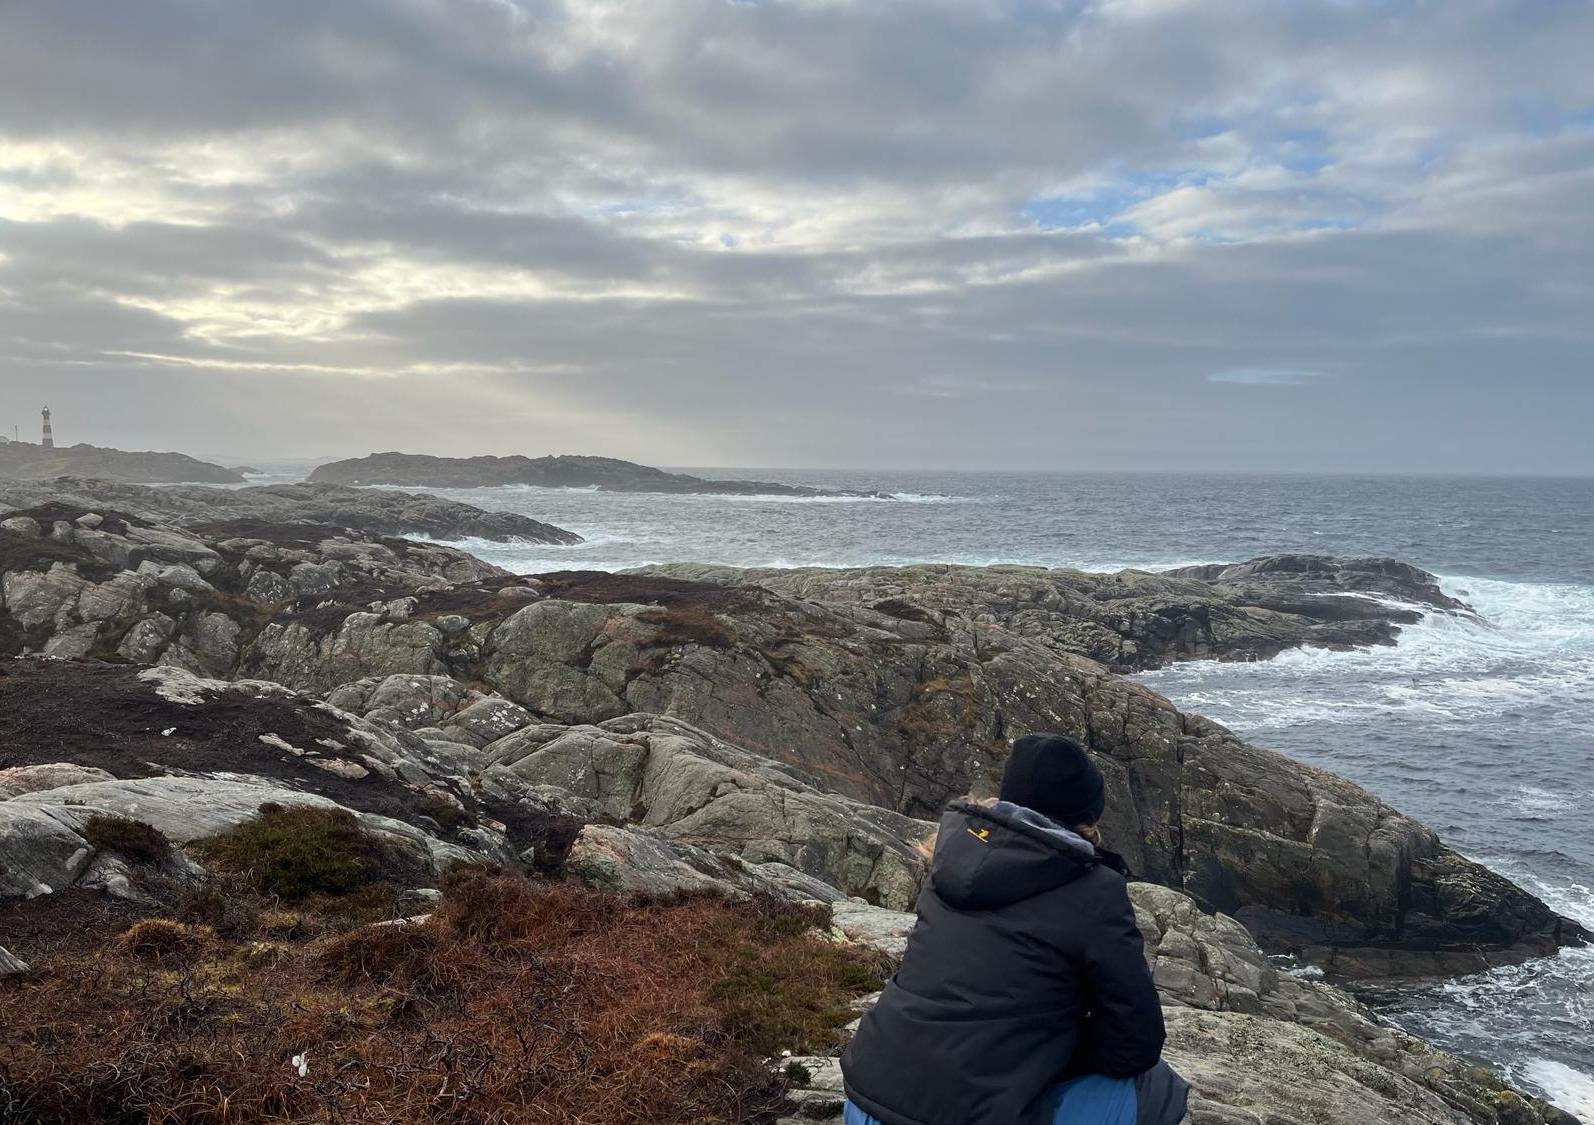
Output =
[{"x1": 843, "y1": 1073, "x2": 1136, "y2": 1125}]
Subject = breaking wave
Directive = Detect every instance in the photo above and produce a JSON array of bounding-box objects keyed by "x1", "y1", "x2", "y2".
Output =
[
  {"x1": 1139, "y1": 575, "x2": 1594, "y2": 733},
  {"x1": 1378, "y1": 863, "x2": 1594, "y2": 1119},
  {"x1": 1141, "y1": 574, "x2": 1594, "y2": 1118},
  {"x1": 1524, "y1": 1060, "x2": 1594, "y2": 1122},
  {"x1": 391, "y1": 482, "x2": 961, "y2": 504}
]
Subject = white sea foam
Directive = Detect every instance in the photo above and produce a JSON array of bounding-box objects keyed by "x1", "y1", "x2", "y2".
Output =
[
  {"x1": 390, "y1": 481, "x2": 961, "y2": 504},
  {"x1": 1382, "y1": 939, "x2": 1594, "y2": 1115},
  {"x1": 1146, "y1": 572, "x2": 1594, "y2": 1110},
  {"x1": 1506, "y1": 866, "x2": 1594, "y2": 931},
  {"x1": 1523, "y1": 1060, "x2": 1594, "y2": 1121},
  {"x1": 1508, "y1": 786, "x2": 1577, "y2": 817},
  {"x1": 1141, "y1": 574, "x2": 1594, "y2": 732}
]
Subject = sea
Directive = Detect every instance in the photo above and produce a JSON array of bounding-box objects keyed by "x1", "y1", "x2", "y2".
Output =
[{"x1": 259, "y1": 467, "x2": 1594, "y2": 1117}]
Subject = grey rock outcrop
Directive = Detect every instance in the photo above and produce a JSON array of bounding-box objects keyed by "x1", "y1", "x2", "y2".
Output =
[
  {"x1": 0, "y1": 662, "x2": 521, "y2": 897},
  {"x1": 483, "y1": 713, "x2": 934, "y2": 908},
  {"x1": 3, "y1": 511, "x2": 1580, "y2": 975},
  {"x1": 1, "y1": 777, "x2": 476, "y2": 898},
  {"x1": 0, "y1": 478, "x2": 582, "y2": 544},
  {"x1": 0, "y1": 763, "x2": 117, "y2": 798},
  {"x1": 0, "y1": 503, "x2": 511, "y2": 671},
  {"x1": 321, "y1": 674, "x2": 934, "y2": 907},
  {"x1": 644, "y1": 556, "x2": 1468, "y2": 673},
  {"x1": 559, "y1": 822, "x2": 846, "y2": 902},
  {"x1": 0, "y1": 944, "x2": 28, "y2": 977},
  {"x1": 1137, "y1": 882, "x2": 1577, "y2": 1124},
  {"x1": 0, "y1": 660, "x2": 928, "y2": 914},
  {"x1": 327, "y1": 673, "x2": 482, "y2": 731},
  {"x1": 425, "y1": 569, "x2": 1575, "y2": 974}
]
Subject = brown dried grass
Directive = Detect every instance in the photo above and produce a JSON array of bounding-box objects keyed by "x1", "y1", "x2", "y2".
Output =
[{"x1": 0, "y1": 870, "x2": 884, "y2": 1125}]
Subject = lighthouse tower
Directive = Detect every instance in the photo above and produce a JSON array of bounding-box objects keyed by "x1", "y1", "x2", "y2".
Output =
[{"x1": 41, "y1": 406, "x2": 53, "y2": 449}]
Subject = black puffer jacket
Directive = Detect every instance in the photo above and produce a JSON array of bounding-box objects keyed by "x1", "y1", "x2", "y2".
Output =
[{"x1": 841, "y1": 799, "x2": 1165, "y2": 1125}]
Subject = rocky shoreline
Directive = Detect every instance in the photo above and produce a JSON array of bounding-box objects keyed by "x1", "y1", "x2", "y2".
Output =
[
  {"x1": 785, "y1": 880, "x2": 1583, "y2": 1125},
  {"x1": 0, "y1": 665, "x2": 1580, "y2": 1124},
  {"x1": 308, "y1": 451, "x2": 894, "y2": 498},
  {"x1": 1, "y1": 489, "x2": 1587, "y2": 1123},
  {"x1": 0, "y1": 478, "x2": 583, "y2": 545}
]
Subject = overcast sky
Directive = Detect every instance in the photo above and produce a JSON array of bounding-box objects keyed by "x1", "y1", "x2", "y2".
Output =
[{"x1": 2, "y1": 0, "x2": 1591, "y2": 472}]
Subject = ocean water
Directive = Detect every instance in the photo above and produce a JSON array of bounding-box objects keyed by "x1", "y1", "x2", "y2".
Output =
[{"x1": 304, "y1": 468, "x2": 1594, "y2": 1116}]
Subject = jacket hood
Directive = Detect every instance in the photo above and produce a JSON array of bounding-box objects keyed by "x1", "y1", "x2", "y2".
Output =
[{"x1": 929, "y1": 798, "x2": 1107, "y2": 910}]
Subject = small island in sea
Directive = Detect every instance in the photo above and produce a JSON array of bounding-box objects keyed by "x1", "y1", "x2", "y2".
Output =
[
  {"x1": 309, "y1": 451, "x2": 894, "y2": 499},
  {"x1": 0, "y1": 440, "x2": 244, "y2": 485}
]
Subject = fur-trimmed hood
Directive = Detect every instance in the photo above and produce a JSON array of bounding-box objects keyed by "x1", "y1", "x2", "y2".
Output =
[{"x1": 929, "y1": 798, "x2": 1121, "y2": 910}]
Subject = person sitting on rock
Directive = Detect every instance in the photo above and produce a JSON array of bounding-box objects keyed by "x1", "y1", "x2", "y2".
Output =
[{"x1": 841, "y1": 733, "x2": 1188, "y2": 1125}]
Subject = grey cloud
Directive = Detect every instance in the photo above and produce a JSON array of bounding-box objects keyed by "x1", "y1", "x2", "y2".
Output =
[
  {"x1": 1, "y1": 0, "x2": 1592, "y2": 473},
  {"x1": 1209, "y1": 369, "x2": 1323, "y2": 386},
  {"x1": 0, "y1": 217, "x2": 336, "y2": 297},
  {"x1": 0, "y1": 285, "x2": 195, "y2": 363}
]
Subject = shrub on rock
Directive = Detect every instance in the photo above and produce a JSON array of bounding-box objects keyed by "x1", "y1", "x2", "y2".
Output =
[
  {"x1": 82, "y1": 815, "x2": 172, "y2": 866},
  {"x1": 194, "y1": 806, "x2": 413, "y2": 901}
]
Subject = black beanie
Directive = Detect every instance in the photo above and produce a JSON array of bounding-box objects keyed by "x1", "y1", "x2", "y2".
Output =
[{"x1": 999, "y1": 733, "x2": 1106, "y2": 828}]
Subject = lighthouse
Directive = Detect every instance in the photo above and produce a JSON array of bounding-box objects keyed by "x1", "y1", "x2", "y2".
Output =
[{"x1": 41, "y1": 406, "x2": 53, "y2": 449}]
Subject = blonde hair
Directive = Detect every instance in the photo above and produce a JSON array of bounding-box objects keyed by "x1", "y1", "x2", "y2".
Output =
[{"x1": 971, "y1": 794, "x2": 1101, "y2": 844}]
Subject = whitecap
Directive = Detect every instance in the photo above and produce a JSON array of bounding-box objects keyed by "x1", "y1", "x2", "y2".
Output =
[
  {"x1": 1522, "y1": 1059, "x2": 1594, "y2": 1121},
  {"x1": 1508, "y1": 786, "x2": 1577, "y2": 817}
]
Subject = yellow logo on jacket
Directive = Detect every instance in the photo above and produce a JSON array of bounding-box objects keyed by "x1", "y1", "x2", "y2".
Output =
[{"x1": 966, "y1": 826, "x2": 991, "y2": 843}]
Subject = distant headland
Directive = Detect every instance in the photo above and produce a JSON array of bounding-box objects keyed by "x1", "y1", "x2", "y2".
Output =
[
  {"x1": 309, "y1": 451, "x2": 893, "y2": 498},
  {"x1": 0, "y1": 439, "x2": 244, "y2": 485}
]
